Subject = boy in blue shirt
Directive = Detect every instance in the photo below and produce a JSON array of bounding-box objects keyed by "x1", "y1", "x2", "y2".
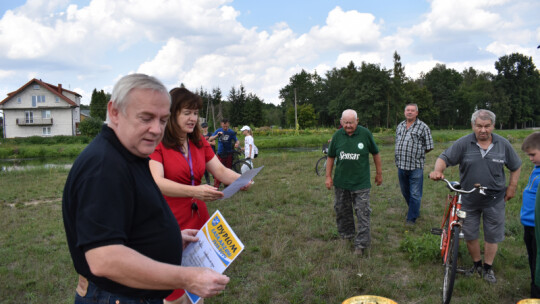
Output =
[{"x1": 520, "y1": 132, "x2": 540, "y2": 297}]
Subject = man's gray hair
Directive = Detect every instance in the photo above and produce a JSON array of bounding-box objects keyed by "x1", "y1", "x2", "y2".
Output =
[
  {"x1": 471, "y1": 109, "x2": 496, "y2": 125},
  {"x1": 106, "y1": 74, "x2": 170, "y2": 123},
  {"x1": 405, "y1": 103, "x2": 418, "y2": 111},
  {"x1": 341, "y1": 109, "x2": 358, "y2": 120}
]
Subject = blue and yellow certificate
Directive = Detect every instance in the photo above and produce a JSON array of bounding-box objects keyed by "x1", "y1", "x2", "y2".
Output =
[{"x1": 182, "y1": 210, "x2": 245, "y2": 303}]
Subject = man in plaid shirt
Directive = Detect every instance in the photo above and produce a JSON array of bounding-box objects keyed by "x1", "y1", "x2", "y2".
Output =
[{"x1": 395, "y1": 104, "x2": 434, "y2": 225}]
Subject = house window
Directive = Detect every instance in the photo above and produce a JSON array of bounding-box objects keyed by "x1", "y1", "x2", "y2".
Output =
[
  {"x1": 25, "y1": 111, "x2": 34, "y2": 123},
  {"x1": 33, "y1": 85, "x2": 40, "y2": 90},
  {"x1": 41, "y1": 110, "x2": 51, "y2": 119},
  {"x1": 42, "y1": 127, "x2": 51, "y2": 135},
  {"x1": 55, "y1": 97, "x2": 59, "y2": 103},
  {"x1": 32, "y1": 95, "x2": 46, "y2": 107},
  {"x1": 17, "y1": 97, "x2": 21, "y2": 103}
]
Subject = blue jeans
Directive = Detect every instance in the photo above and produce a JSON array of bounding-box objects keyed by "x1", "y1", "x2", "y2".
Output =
[
  {"x1": 74, "y1": 280, "x2": 163, "y2": 304},
  {"x1": 397, "y1": 168, "x2": 424, "y2": 223}
]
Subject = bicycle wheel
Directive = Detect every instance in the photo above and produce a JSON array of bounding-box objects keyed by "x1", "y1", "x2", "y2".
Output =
[
  {"x1": 233, "y1": 160, "x2": 252, "y2": 174},
  {"x1": 442, "y1": 226, "x2": 460, "y2": 304},
  {"x1": 315, "y1": 156, "x2": 327, "y2": 176}
]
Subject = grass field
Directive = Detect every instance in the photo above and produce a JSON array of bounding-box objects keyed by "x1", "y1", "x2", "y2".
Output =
[{"x1": 0, "y1": 133, "x2": 537, "y2": 303}]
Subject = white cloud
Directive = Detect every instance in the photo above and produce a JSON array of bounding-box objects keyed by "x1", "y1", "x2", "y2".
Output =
[
  {"x1": 0, "y1": 70, "x2": 15, "y2": 79},
  {"x1": 308, "y1": 7, "x2": 382, "y2": 48},
  {"x1": 411, "y1": 0, "x2": 506, "y2": 37},
  {"x1": 0, "y1": 0, "x2": 538, "y2": 108},
  {"x1": 137, "y1": 38, "x2": 189, "y2": 80},
  {"x1": 404, "y1": 60, "x2": 440, "y2": 79},
  {"x1": 485, "y1": 41, "x2": 535, "y2": 57}
]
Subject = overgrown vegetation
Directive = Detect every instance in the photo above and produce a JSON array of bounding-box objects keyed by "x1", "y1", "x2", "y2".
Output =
[
  {"x1": 78, "y1": 117, "x2": 103, "y2": 137},
  {"x1": 0, "y1": 129, "x2": 533, "y2": 159},
  {"x1": 190, "y1": 52, "x2": 540, "y2": 130},
  {"x1": 0, "y1": 131, "x2": 537, "y2": 303}
]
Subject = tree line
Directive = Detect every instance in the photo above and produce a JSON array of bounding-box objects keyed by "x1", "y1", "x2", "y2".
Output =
[{"x1": 84, "y1": 51, "x2": 540, "y2": 136}]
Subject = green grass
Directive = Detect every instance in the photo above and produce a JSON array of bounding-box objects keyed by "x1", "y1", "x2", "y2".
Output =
[{"x1": 0, "y1": 130, "x2": 538, "y2": 303}]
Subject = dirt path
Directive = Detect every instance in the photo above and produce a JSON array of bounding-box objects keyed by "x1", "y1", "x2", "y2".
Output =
[{"x1": 5, "y1": 198, "x2": 62, "y2": 208}]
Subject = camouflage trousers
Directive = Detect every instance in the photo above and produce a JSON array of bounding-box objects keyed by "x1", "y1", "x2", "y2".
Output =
[{"x1": 334, "y1": 187, "x2": 372, "y2": 249}]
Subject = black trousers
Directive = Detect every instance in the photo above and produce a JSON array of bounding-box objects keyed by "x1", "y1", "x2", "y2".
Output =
[{"x1": 523, "y1": 225, "x2": 540, "y2": 298}]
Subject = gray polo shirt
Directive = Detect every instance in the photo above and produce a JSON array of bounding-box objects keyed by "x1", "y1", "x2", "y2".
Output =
[{"x1": 439, "y1": 132, "x2": 521, "y2": 205}]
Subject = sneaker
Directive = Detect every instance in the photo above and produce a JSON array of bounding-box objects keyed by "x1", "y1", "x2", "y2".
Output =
[
  {"x1": 465, "y1": 265, "x2": 483, "y2": 277},
  {"x1": 483, "y1": 268, "x2": 497, "y2": 283}
]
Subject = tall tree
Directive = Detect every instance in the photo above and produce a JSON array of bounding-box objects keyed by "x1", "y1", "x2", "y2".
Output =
[
  {"x1": 261, "y1": 103, "x2": 282, "y2": 127},
  {"x1": 89, "y1": 89, "x2": 108, "y2": 121},
  {"x1": 325, "y1": 62, "x2": 359, "y2": 125},
  {"x1": 211, "y1": 87, "x2": 224, "y2": 130},
  {"x1": 456, "y1": 68, "x2": 497, "y2": 127},
  {"x1": 390, "y1": 51, "x2": 406, "y2": 128},
  {"x1": 494, "y1": 53, "x2": 540, "y2": 128},
  {"x1": 402, "y1": 80, "x2": 436, "y2": 126},
  {"x1": 228, "y1": 85, "x2": 248, "y2": 127},
  {"x1": 287, "y1": 104, "x2": 317, "y2": 128},
  {"x1": 279, "y1": 69, "x2": 327, "y2": 126},
  {"x1": 354, "y1": 62, "x2": 391, "y2": 128},
  {"x1": 423, "y1": 64, "x2": 463, "y2": 128},
  {"x1": 244, "y1": 93, "x2": 264, "y2": 127}
]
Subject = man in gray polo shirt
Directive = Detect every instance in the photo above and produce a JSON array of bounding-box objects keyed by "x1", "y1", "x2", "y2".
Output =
[{"x1": 429, "y1": 109, "x2": 521, "y2": 283}]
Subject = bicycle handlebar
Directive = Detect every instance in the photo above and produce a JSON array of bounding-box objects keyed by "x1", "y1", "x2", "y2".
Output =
[{"x1": 439, "y1": 178, "x2": 487, "y2": 195}]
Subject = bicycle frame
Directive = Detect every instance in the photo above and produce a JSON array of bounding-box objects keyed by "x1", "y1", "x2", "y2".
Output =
[
  {"x1": 436, "y1": 179, "x2": 485, "y2": 260},
  {"x1": 432, "y1": 179, "x2": 487, "y2": 304},
  {"x1": 439, "y1": 193, "x2": 465, "y2": 262}
]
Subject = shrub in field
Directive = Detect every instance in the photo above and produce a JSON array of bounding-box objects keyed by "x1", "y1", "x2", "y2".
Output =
[
  {"x1": 0, "y1": 147, "x2": 16, "y2": 158},
  {"x1": 58, "y1": 145, "x2": 86, "y2": 157},
  {"x1": 79, "y1": 117, "x2": 103, "y2": 137},
  {"x1": 399, "y1": 232, "x2": 440, "y2": 265},
  {"x1": 1, "y1": 135, "x2": 92, "y2": 145}
]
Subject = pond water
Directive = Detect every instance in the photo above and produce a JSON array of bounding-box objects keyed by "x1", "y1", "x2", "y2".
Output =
[
  {"x1": 0, "y1": 147, "x2": 324, "y2": 172},
  {"x1": 0, "y1": 157, "x2": 75, "y2": 172}
]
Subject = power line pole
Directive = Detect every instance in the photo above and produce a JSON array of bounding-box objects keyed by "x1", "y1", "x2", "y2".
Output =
[{"x1": 294, "y1": 88, "x2": 298, "y2": 131}]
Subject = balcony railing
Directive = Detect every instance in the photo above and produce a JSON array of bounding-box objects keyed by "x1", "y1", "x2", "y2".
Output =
[{"x1": 16, "y1": 118, "x2": 53, "y2": 126}]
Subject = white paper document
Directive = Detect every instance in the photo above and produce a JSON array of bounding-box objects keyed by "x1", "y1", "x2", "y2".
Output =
[
  {"x1": 182, "y1": 210, "x2": 245, "y2": 304},
  {"x1": 220, "y1": 166, "x2": 264, "y2": 200}
]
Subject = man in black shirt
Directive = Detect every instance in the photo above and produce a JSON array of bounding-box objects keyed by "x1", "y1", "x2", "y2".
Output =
[{"x1": 63, "y1": 74, "x2": 229, "y2": 303}]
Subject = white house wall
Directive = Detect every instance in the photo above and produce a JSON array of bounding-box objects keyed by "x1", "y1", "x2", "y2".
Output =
[
  {"x1": 3, "y1": 108, "x2": 75, "y2": 137},
  {"x1": 2, "y1": 84, "x2": 78, "y2": 138}
]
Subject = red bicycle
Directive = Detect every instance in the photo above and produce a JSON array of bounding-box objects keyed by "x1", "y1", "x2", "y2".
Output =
[{"x1": 431, "y1": 179, "x2": 487, "y2": 304}]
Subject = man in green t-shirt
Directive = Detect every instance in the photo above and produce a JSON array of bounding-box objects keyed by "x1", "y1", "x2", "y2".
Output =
[{"x1": 326, "y1": 109, "x2": 383, "y2": 256}]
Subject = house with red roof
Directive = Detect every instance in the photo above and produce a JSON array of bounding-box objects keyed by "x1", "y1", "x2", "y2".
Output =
[{"x1": 0, "y1": 78, "x2": 81, "y2": 138}]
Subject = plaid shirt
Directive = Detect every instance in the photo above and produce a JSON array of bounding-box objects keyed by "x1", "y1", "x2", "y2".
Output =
[{"x1": 395, "y1": 119, "x2": 434, "y2": 170}]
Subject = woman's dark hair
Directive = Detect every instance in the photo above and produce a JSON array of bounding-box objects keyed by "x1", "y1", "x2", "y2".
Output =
[{"x1": 162, "y1": 87, "x2": 203, "y2": 149}]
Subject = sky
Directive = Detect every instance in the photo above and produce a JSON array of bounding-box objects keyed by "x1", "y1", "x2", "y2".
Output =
[{"x1": 0, "y1": 0, "x2": 539, "y2": 106}]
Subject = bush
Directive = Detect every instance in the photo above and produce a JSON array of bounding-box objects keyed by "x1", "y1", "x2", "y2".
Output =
[
  {"x1": 399, "y1": 232, "x2": 440, "y2": 265},
  {"x1": 79, "y1": 117, "x2": 104, "y2": 138}
]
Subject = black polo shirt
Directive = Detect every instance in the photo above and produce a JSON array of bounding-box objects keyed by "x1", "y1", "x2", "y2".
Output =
[{"x1": 62, "y1": 125, "x2": 182, "y2": 298}]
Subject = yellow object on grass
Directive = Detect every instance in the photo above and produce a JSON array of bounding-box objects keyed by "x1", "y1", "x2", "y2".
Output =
[{"x1": 342, "y1": 295, "x2": 398, "y2": 304}]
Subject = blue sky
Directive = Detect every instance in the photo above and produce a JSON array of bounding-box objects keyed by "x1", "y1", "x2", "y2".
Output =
[{"x1": 0, "y1": 0, "x2": 539, "y2": 106}]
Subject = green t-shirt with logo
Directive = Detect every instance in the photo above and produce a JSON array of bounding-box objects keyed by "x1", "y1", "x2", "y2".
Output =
[{"x1": 328, "y1": 126, "x2": 379, "y2": 191}]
